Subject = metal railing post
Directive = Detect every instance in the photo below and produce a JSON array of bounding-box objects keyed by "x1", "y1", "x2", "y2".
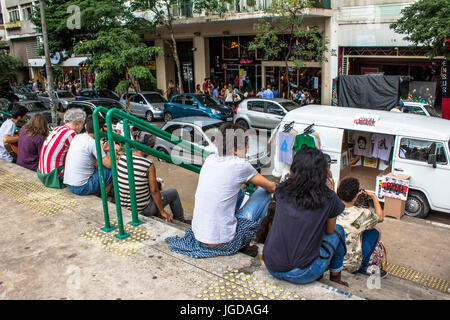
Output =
[
  {"x1": 93, "y1": 107, "x2": 116, "y2": 233},
  {"x1": 123, "y1": 119, "x2": 144, "y2": 226}
]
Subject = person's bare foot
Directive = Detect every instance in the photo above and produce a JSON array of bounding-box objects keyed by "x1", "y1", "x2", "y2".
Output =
[{"x1": 329, "y1": 272, "x2": 349, "y2": 287}]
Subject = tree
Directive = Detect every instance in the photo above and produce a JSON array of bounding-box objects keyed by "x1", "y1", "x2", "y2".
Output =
[
  {"x1": 74, "y1": 28, "x2": 162, "y2": 112},
  {"x1": 390, "y1": 0, "x2": 450, "y2": 59},
  {"x1": 0, "y1": 45, "x2": 23, "y2": 86},
  {"x1": 248, "y1": 0, "x2": 331, "y2": 95}
]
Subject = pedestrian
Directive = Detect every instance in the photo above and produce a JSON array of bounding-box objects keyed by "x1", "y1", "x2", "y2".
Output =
[
  {"x1": 261, "y1": 85, "x2": 274, "y2": 99},
  {"x1": 336, "y1": 178, "x2": 388, "y2": 278},
  {"x1": 167, "y1": 80, "x2": 178, "y2": 99},
  {"x1": 390, "y1": 100, "x2": 404, "y2": 112},
  {"x1": 165, "y1": 122, "x2": 276, "y2": 258},
  {"x1": 263, "y1": 147, "x2": 349, "y2": 286},
  {"x1": 117, "y1": 132, "x2": 188, "y2": 223},
  {"x1": 16, "y1": 113, "x2": 49, "y2": 171},
  {"x1": 195, "y1": 84, "x2": 202, "y2": 93},
  {"x1": 0, "y1": 104, "x2": 28, "y2": 162}
]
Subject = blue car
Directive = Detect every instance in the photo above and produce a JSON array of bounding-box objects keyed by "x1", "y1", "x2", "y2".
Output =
[
  {"x1": 76, "y1": 89, "x2": 120, "y2": 101},
  {"x1": 163, "y1": 94, "x2": 234, "y2": 122}
]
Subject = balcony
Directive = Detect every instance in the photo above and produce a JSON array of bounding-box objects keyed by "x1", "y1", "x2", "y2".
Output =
[
  {"x1": 172, "y1": 0, "x2": 331, "y2": 18},
  {"x1": 4, "y1": 20, "x2": 21, "y2": 30}
]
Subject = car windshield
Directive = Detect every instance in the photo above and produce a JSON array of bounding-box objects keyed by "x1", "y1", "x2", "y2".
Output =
[
  {"x1": 24, "y1": 102, "x2": 46, "y2": 111},
  {"x1": 58, "y1": 92, "x2": 74, "y2": 98},
  {"x1": 279, "y1": 101, "x2": 300, "y2": 111},
  {"x1": 99, "y1": 90, "x2": 119, "y2": 99},
  {"x1": 143, "y1": 93, "x2": 166, "y2": 103},
  {"x1": 425, "y1": 105, "x2": 440, "y2": 117},
  {"x1": 202, "y1": 122, "x2": 223, "y2": 140},
  {"x1": 196, "y1": 95, "x2": 221, "y2": 107}
]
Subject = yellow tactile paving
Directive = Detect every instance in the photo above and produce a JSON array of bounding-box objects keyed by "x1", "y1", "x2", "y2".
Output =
[
  {"x1": 0, "y1": 168, "x2": 80, "y2": 216},
  {"x1": 385, "y1": 262, "x2": 450, "y2": 294},
  {"x1": 80, "y1": 222, "x2": 154, "y2": 258},
  {"x1": 196, "y1": 271, "x2": 308, "y2": 301}
]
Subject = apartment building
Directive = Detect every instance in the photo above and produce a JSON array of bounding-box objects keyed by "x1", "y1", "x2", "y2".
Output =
[{"x1": 144, "y1": 0, "x2": 334, "y2": 103}]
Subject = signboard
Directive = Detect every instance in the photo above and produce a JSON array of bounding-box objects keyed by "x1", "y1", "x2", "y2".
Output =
[
  {"x1": 380, "y1": 175, "x2": 410, "y2": 201},
  {"x1": 353, "y1": 113, "x2": 380, "y2": 127},
  {"x1": 182, "y1": 63, "x2": 193, "y2": 81}
]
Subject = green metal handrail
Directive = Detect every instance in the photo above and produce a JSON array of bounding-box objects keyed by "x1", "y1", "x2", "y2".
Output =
[{"x1": 93, "y1": 106, "x2": 212, "y2": 239}]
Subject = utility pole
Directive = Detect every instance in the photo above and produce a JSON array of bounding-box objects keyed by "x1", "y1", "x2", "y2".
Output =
[{"x1": 39, "y1": 0, "x2": 57, "y2": 126}]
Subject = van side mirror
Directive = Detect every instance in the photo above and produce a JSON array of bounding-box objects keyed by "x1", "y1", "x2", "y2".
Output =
[{"x1": 427, "y1": 154, "x2": 437, "y2": 168}]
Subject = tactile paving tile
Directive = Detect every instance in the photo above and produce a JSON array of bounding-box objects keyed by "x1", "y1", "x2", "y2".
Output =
[
  {"x1": 386, "y1": 262, "x2": 450, "y2": 294},
  {"x1": 196, "y1": 270, "x2": 308, "y2": 301},
  {"x1": 0, "y1": 168, "x2": 80, "y2": 216},
  {"x1": 80, "y1": 222, "x2": 154, "y2": 258}
]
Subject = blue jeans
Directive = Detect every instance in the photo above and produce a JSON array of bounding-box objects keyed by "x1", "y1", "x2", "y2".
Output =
[
  {"x1": 235, "y1": 188, "x2": 271, "y2": 225},
  {"x1": 266, "y1": 225, "x2": 347, "y2": 285},
  {"x1": 358, "y1": 229, "x2": 380, "y2": 274},
  {"x1": 67, "y1": 168, "x2": 112, "y2": 196}
]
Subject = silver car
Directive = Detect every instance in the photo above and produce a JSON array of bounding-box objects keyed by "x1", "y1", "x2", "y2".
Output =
[
  {"x1": 37, "y1": 90, "x2": 76, "y2": 111},
  {"x1": 154, "y1": 117, "x2": 269, "y2": 169},
  {"x1": 233, "y1": 98, "x2": 301, "y2": 130},
  {"x1": 119, "y1": 91, "x2": 167, "y2": 122}
]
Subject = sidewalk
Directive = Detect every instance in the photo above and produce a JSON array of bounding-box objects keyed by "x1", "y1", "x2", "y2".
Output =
[{"x1": 0, "y1": 160, "x2": 448, "y2": 300}]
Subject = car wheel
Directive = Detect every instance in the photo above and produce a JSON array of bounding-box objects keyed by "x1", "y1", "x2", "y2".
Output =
[
  {"x1": 145, "y1": 111, "x2": 154, "y2": 122},
  {"x1": 405, "y1": 190, "x2": 430, "y2": 219},
  {"x1": 236, "y1": 119, "x2": 249, "y2": 129},
  {"x1": 156, "y1": 147, "x2": 169, "y2": 162},
  {"x1": 164, "y1": 112, "x2": 173, "y2": 122}
]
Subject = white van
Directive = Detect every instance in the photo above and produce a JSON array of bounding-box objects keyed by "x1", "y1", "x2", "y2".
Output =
[{"x1": 272, "y1": 105, "x2": 450, "y2": 218}]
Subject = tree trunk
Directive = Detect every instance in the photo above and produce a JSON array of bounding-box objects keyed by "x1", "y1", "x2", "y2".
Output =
[
  {"x1": 170, "y1": 30, "x2": 184, "y2": 94},
  {"x1": 39, "y1": 0, "x2": 56, "y2": 126}
]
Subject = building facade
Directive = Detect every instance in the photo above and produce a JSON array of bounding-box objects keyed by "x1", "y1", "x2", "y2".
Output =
[{"x1": 144, "y1": 0, "x2": 334, "y2": 103}]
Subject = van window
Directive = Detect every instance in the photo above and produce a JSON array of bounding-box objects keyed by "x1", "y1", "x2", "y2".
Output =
[{"x1": 399, "y1": 138, "x2": 448, "y2": 164}]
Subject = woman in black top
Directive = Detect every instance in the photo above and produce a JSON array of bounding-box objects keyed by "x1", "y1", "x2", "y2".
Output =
[{"x1": 263, "y1": 147, "x2": 348, "y2": 286}]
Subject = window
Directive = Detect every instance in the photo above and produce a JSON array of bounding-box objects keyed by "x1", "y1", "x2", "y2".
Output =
[
  {"x1": 98, "y1": 90, "x2": 119, "y2": 100},
  {"x1": 24, "y1": 102, "x2": 46, "y2": 111},
  {"x1": 184, "y1": 96, "x2": 195, "y2": 106},
  {"x1": 399, "y1": 138, "x2": 447, "y2": 164},
  {"x1": 57, "y1": 91, "x2": 75, "y2": 98},
  {"x1": 8, "y1": 7, "x2": 20, "y2": 22},
  {"x1": 0, "y1": 13, "x2": 4, "y2": 25},
  {"x1": 80, "y1": 90, "x2": 93, "y2": 97},
  {"x1": 196, "y1": 95, "x2": 220, "y2": 107},
  {"x1": 132, "y1": 95, "x2": 144, "y2": 103},
  {"x1": 247, "y1": 101, "x2": 265, "y2": 112},
  {"x1": 172, "y1": 96, "x2": 184, "y2": 104},
  {"x1": 405, "y1": 105, "x2": 426, "y2": 116},
  {"x1": 280, "y1": 101, "x2": 300, "y2": 112},
  {"x1": 143, "y1": 93, "x2": 166, "y2": 103},
  {"x1": 22, "y1": 5, "x2": 32, "y2": 20},
  {"x1": 266, "y1": 102, "x2": 284, "y2": 115}
]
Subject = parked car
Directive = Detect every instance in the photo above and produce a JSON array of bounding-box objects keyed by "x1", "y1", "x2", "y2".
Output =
[
  {"x1": 3, "y1": 100, "x2": 52, "y2": 123},
  {"x1": 233, "y1": 98, "x2": 301, "y2": 130},
  {"x1": 154, "y1": 117, "x2": 269, "y2": 168},
  {"x1": 11, "y1": 86, "x2": 38, "y2": 100},
  {"x1": 402, "y1": 101, "x2": 440, "y2": 117},
  {"x1": 65, "y1": 98, "x2": 125, "y2": 124},
  {"x1": 76, "y1": 89, "x2": 120, "y2": 101},
  {"x1": 119, "y1": 91, "x2": 167, "y2": 122},
  {"x1": 163, "y1": 94, "x2": 234, "y2": 123},
  {"x1": 37, "y1": 90, "x2": 76, "y2": 111},
  {"x1": 0, "y1": 86, "x2": 20, "y2": 102}
]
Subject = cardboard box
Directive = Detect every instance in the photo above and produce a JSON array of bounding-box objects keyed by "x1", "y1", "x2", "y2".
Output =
[{"x1": 382, "y1": 172, "x2": 410, "y2": 219}]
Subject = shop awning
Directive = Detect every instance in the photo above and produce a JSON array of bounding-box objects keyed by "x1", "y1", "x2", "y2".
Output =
[
  {"x1": 61, "y1": 57, "x2": 89, "y2": 67},
  {"x1": 28, "y1": 58, "x2": 45, "y2": 67}
]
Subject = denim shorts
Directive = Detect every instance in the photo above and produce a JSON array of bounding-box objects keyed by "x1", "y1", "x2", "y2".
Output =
[{"x1": 67, "y1": 168, "x2": 112, "y2": 196}]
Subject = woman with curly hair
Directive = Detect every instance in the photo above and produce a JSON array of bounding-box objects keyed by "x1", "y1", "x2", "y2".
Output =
[
  {"x1": 263, "y1": 147, "x2": 348, "y2": 286},
  {"x1": 17, "y1": 113, "x2": 49, "y2": 171}
]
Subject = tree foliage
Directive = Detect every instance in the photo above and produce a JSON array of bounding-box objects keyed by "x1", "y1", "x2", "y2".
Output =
[
  {"x1": 390, "y1": 0, "x2": 450, "y2": 59},
  {"x1": 0, "y1": 45, "x2": 23, "y2": 86}
]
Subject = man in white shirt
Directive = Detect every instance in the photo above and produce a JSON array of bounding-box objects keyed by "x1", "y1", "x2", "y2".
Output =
[
  {"x1": 390, "y1": 100, "x2": 404, "y2": 112},
  {"x1": 64, "y1": 115, "x2": 120, "y2": 196},
  {"x1": 192, "y1": 122, "x2": 276, "y2": 248},
  {"x1": 0, "y1": 105, "x2": 28, "y2": 162}
]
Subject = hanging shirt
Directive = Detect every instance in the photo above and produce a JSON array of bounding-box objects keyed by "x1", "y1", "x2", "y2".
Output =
[
  {"x1": 371, "y1": 134, "x2": 395, "y2": 162},
  {"x1": 277, "y1": 131, "x2": 296, "y2": 164},
  {"x1": 353, "y1": 132, "x2": 373, "y2": 158},
  {"x1": 311, "y1": 131, "x2": 322, "y2": 150},
  {"x1": 293, "y1": 134, "x2": 316, "y2": 153}
]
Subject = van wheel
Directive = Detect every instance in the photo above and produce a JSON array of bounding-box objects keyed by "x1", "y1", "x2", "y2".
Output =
[
  {"x1": 164, "y1": 112, "x2": 173, "y2": 122},
  {"x1": 405, "y1": 191, "x2": 430, "y2": 219},
  {"x1": 146, "y1": 111, "x2": 154, "y2": 122},
  {"x1": 236, "y1": 119, "x2": 249, "y2": 129}
]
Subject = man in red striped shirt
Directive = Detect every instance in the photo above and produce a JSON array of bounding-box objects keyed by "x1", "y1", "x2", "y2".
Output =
[{"x1": 37, "y1": 108, "x2": 86, "y2": 188}]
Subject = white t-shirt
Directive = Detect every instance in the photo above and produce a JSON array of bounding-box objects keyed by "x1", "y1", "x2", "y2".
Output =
[
  {"x1": 354, "y1": 132, "x2": 373, "y2": 158},
  {"x1": 192, "y1": 154, "x2": 257, "y2": 244},
  {"x1": 0, "y1": 119, "x2": 16, "y2": 162},
  {"x1": 63, "y1": 133, "x2": 106, "y2": 186},
  {"x1": 372, "y1": 134, "x2": 395, "y2": 161}
]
